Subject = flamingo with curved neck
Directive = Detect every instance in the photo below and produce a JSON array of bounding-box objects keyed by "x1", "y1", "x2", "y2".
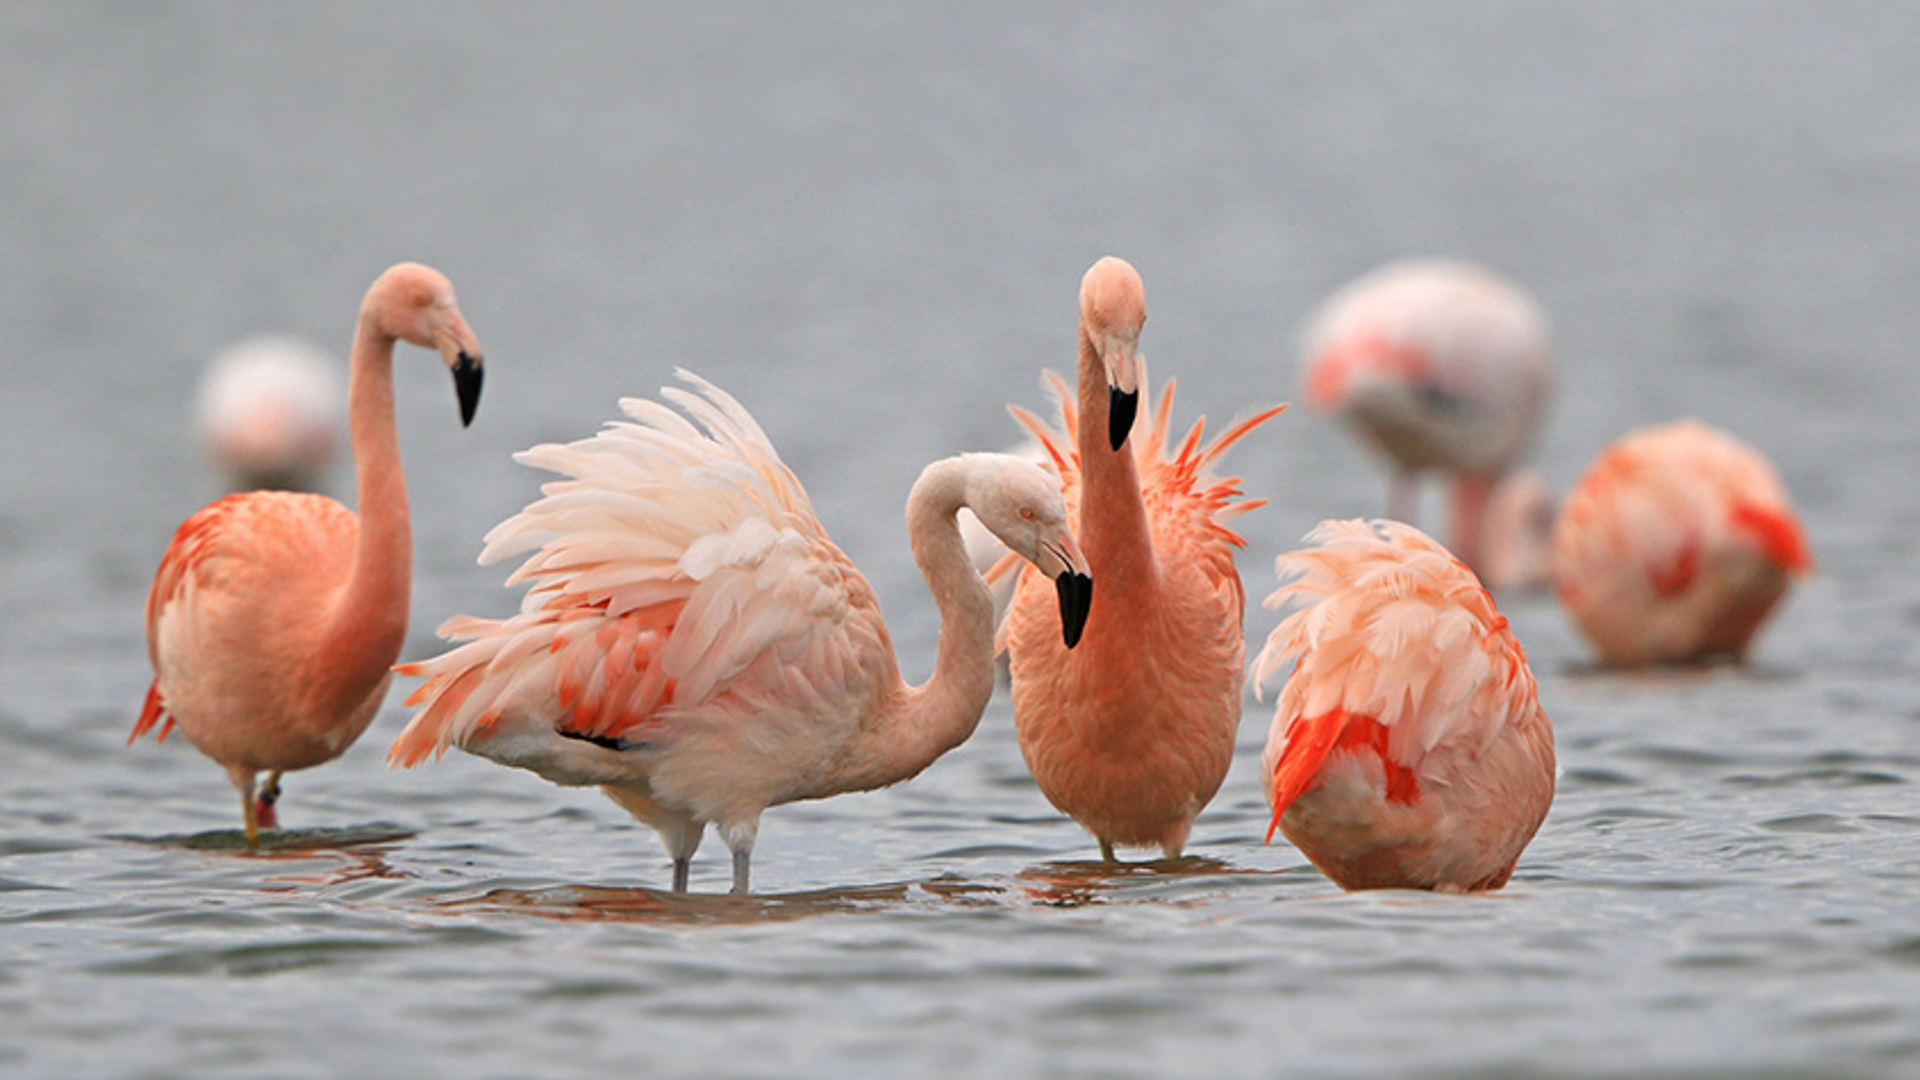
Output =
[
  {"x1": 133, "y1": 262, "x2": 484, "y2": 848},
  {"x1": 1002, "y1": 257, "x2": 1284, "y2": 861},
  {"x1": 391, "y1": 371, "x2": 1092, "y2": 894}
]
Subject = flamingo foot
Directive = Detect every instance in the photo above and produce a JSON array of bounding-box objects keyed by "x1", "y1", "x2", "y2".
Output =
[{"x1": 255, "y1": 770, "x2": 282, "y2": 832}]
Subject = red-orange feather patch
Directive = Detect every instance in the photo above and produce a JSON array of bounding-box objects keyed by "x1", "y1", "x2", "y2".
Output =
[{"x1": 1266, "y1": 709, "x2": 1421, "y2": 842}]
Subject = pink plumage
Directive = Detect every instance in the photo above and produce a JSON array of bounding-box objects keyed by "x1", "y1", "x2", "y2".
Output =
[
  {"x1": 135, "y1": 263, "x2": 486, "y2": 849},
  {"x1": 1000, "y1": 257, "x2": 1285, "y2": 861},
  {"x1": 392, "y1": 370, "x2": 1092, "y2": 894},
  {"x1": 1300, "y1": 259, "x2": 1553, "y2": 580},
  {"x1": 1552, "y1": 419, "x2": 1812, "y2": 666},
  {"x1": 194, "y1": 334, "x2": 342, "y2": 493},
  {"x1": 1252, "y1": 519, "x2": 1556, "y2": 893}
]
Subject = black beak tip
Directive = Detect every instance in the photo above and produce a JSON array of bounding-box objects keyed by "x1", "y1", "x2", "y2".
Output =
[
  {"x1": 1055, "y1": 571, "x2": 1093, "y2": 649},
  {"x1": 1108, "y1": 387, "x2": 1138, "y2": 451},
  {"x1": 453, "y1": 353, "x2": 484, "y2": 428}
]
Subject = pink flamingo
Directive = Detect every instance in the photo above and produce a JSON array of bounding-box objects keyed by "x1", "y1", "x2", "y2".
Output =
[
  {"x1": 195, "y1": 334, "x2": 343, "y2": 492},
  {"x1": 1552, "y1": 419, "x2": 1812, "y2": 666},
  {"x1": 389, "y1": 371, "x2": 1093, "y2": 895},
  {"x1": 998, "y1": 256, "x2": 1285, "y2": 861},
  {"x1": 1299, "y1": 259, "x2": 1553, "y2": 578},
  {"x1": 1479, "y1": 470, "x2": 1558, "y2": 594},
  {"x1": 134, "y1": 263, "x2": 485, "y2": 849},
  {"x1": 1251, "y1": 519, "x2": 1556, "y2": 892}
]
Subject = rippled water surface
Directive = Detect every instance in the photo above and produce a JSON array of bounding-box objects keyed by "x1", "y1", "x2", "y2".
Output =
[{"x1": 4, "y1": 4, "x2": 1919, "y2": 1076}]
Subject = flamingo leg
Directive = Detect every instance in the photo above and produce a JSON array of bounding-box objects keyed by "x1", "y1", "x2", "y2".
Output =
[
  {"x1": 1098, "y1": 838, "x2": 1117, "y2": 863},
  {"x1": 240, "y1": 781, "x2": 261, "y2": 852},
  {"x1": 256, "y1": 769, "x2": 282, "y2": 830},
  {"x1": 671, "y1": 857, "x2": 691, "y2": 893},
  {"x1": 1451, "y1": 473, "x2": 1495, "y2": 576},
  {"x1": 730, "y1": 848, "x2": 751, "y2": 895}
]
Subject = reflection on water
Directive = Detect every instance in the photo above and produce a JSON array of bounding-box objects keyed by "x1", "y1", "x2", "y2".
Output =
[
  {"x1": 436, "y1": 881, "x2": 916, "y2": 925},
  {"x1": 147, "y1": 823, "x2": 416, "y2": 854}
]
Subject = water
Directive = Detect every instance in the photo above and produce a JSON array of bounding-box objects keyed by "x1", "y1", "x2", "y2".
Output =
[{"x1": 4, "y1": 3, "x2": 1918, "y2": 1075}]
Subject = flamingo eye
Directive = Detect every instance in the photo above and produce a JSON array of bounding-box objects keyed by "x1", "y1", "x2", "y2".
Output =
[{"x1": 1019, "y1": 506, "x2": 1037, "y2": 521}]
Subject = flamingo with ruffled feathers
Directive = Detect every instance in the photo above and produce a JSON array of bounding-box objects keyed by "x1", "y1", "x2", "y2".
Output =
[
  {"x1": 391, "y1": 371, "x2": 1093, "y2": 894},
  {"x1": 998, "y1": 256, "x2": 1285, "y2": 861},
  {"x1": 1252, "y1": 519, "x2": 1556, "y2": 892}
]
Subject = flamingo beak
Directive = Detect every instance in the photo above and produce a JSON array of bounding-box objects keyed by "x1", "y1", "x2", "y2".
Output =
[
  {"x1": 451, "y1": 352, "x2": 484, "y2": 427},
  {"x1": 1108, "y1": 386, "x2": 1138, "y2": 452},
  {"x1": 1041, "y1": 532, "x2": 1093, "y2": 648},
  {"x1": 1101, "y1": 337, "x2": 1140, "y2": 451},
  {"x1": 1056, "y1": 569, "x2": 1093, "y2": 648}
]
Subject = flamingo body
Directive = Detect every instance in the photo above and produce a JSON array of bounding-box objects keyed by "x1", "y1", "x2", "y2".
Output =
[
  {"x1": 1001, "y1": 257, "x2": 1284, "y2": 859},
  {"x1": 392, "y1": 371, "x2": 1091, "y2": 894},
  {"x1": 134, "y1": 263, "x2": 485, "y2": 847},
  {"x1": 1552, "y1": 419, "x2": 1811, "y2": 666},
  {"x1": 1300, "y1": 259, "x2": 1552, "y2": 575},
  {"x1": 195, "y1": 334, "x2": 342, "y2": 492},
  {"x1": 1479, "y1": 471, "x2": 1557, "y2": 594},
  {"x1": 1252, "y1": 519, "x2": 1555, "y2": 892}
]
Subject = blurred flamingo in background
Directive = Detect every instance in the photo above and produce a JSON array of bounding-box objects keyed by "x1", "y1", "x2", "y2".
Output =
[
  {"x1": 1479, "y1": 470, "x2": 1557, "y2": 594},
  {"x1": 195, "y1": 334, "x2": 343, "y2": 492},
  {"x1": 391, "y1": 371, "x2": 1092, "y2": 895},
  {"x1": 1552, "y1": 419, "x2": 1812, "y2": 666},
  {"x1": 1299, "y1": 259, "x2": 1553, "y2": 581},
  {"x1": 999, "y1": 256, "x2": 1285, "y2": 861},
  {"x1": 1251, "y1": 519, "x2": 1555, "y2": 892},
  {"x1": 134, "y1": 263, "x2": 485, "y2": 849}
]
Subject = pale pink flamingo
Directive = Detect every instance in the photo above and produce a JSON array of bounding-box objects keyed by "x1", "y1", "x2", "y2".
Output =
[
  {"x1": 389, "y1": 371, "x2": 1093, "y2": 895},
  {"x1": 1552, "y1": 419, "x2": 1812, "y2": 666},
  {"x1": 195, "y1": 334, "x2": 343, "y2": 492},
  {"x1": 1251, "y1": 519, "x2": 1556, "y2": 892},
  {"x1": 1300, "y1": 259, "x2": 1553, "y2": 578},
  {"x1": 1479, "y1": 470, "x2": 1557, "y2": 594},
  {"x1": 134, "y1": 263, "x2": 485, "y2": 849},
  {"x1": 998, "y1": 256, "x2": 1285, "y2": 861}
]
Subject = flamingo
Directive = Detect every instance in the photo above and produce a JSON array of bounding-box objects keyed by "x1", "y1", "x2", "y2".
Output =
[
  {"x1": 194, "y1": 334, "x2": 343, "y2": 492},
  {"x1": 1479, "y1": 470, "x2": 1557, "y2": 594},
  {"x1": 1251, "y1": 519, "x2": 1556, "y2": 892},
  {"x1": 133, "y1": 263, "x2": 485, "y2": 849},
  {"x1": 389, "y1": 371, "x2": 1094, "y2": 895},
  {"x1": 1552, "y1": 419, "x2": 1812, "y2": 666},
  {"x1": 998, "y1": 256, "x2": 1285, "y2": 861},
  {"x1": 1299, "y1": 258, "x2": 1553, "y2": 578}
]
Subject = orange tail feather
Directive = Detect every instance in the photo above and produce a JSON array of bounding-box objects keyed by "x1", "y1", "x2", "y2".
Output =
[
  {"x1": 1730, "y1": 501, "x2": 1814, "y2": 573},
  {"x1": 130, "y1": 682, "x2": 173, "y2": 744},
  {"x1": 1266, "y1": 709, "x2": 1420, "y2": 842}
]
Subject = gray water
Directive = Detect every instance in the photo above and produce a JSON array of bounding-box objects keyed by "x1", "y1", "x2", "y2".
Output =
[{"x1": 3, "y1": 3, "x2": 1918, "y2": 1076}]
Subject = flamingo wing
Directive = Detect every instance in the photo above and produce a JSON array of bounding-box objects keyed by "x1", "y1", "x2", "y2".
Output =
[
  {"x1": 998, "y1": 367, "x2": 1283, "y2": 645},
  {"x1": 1555, "y1": 419, "x2": 1811, "y2": 608},
  {"x1": 392, "y1": 371, "x2": 892, "y2": 769},
  {"x1": 1251, "y1": 519, "x2": 1540, "y2": 833}
]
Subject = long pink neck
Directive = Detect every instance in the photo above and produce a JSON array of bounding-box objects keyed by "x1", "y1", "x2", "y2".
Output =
[
  {"x1": 838, "y1": 460, "x2": 995, "y2": 793},
  {"x1": 317, "y1": 317, "x2": 411, "y2": 710},
  {"x1": 1076, "y1": 325, "x2": 1159, "y2": 598}
]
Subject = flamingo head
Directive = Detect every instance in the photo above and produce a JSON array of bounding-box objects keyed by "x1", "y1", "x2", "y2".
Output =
[
  {"x1": 963, "y1": 453, "x2": 1093, "y2": 647},
  {"x1": 364, "y1": 262, "x2": 487, "y2": 427},
  {"x1": 1080, "y1": 256, "x2": 1145, "y2": 451}
]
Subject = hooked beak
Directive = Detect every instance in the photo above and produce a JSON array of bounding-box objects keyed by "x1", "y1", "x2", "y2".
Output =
[
  {"x1": 1101, "y1": 336, "x2": 1140, "y2": 451},
  {"x1": 1038, "y1": 532, "x2": 1093, "y2": 648},
  {"x1": 451, "y1": 351, "x2": 484, "y2": 427}
]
